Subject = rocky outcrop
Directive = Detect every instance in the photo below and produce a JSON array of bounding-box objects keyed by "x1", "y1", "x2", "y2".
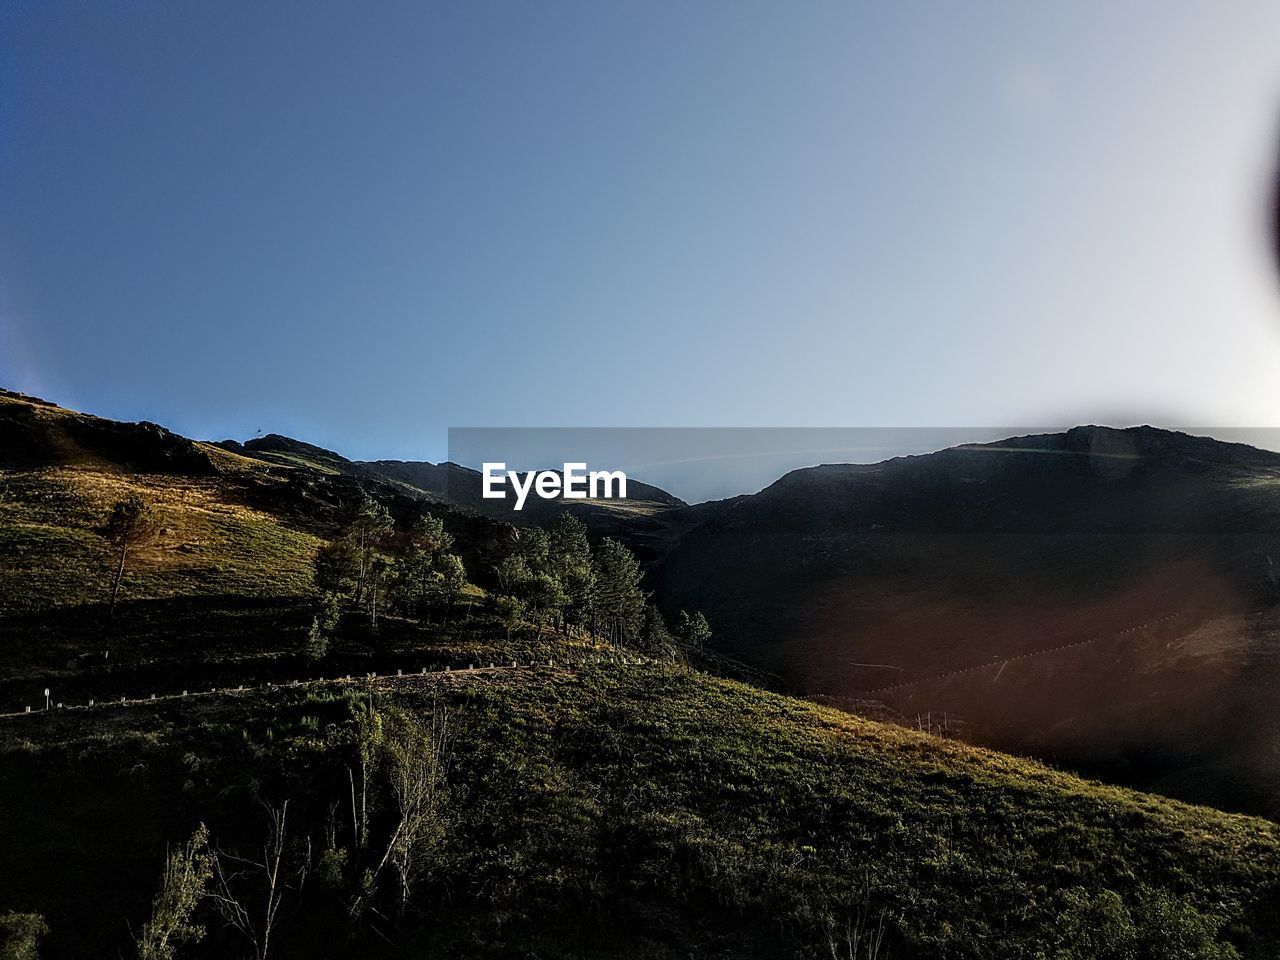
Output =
[{"x1": 0, "y1": 392, "x2": 216, "y2": 474}]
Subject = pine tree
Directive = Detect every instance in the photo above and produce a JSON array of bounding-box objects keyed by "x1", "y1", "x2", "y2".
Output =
[
  {"x1": 313, "y1": 540, "x2": 358, "y2": 596},
  {"x1": 305, "y1": 593, "x2": 342, "y2": 661},
  {"x1": 548, "y1": 513, "x2": 595, "y2": 632},
  {"x1": 409, "y1": 512, "x2": 453, "y2": 554},
  {"x1": 435, "y1": 553, "x2": 466, "y2": 612},
  {"x1": 640, "y1": 604, "x2": 676, "y2": 659},
  {"x1": 105, "y1": 494, "x2": 160, "y2": 618},
  {"x1": 349, "y1": 498, "x2": 393, "y2": 605},
  {"x1": 675, "y1": 610, "x2": 712, "y2": 655},
  {"x1": 591, "y1": 538, "x2": 645, "y2": 646},
  {"x1": 494, "y1": 595, "x2": 525, "y2": 640}
]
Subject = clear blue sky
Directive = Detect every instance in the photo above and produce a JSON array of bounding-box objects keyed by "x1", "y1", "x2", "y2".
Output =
[{"x1": 4, "y1": 1, "x2": 1280, "y2": 466}]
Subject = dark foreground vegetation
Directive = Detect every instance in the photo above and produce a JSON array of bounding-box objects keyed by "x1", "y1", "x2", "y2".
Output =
[{"x1": 4, "y1": 645, "x2": 1278, "y2": 959}]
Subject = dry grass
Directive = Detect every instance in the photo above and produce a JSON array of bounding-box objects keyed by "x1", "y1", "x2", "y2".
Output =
[{"x1": 0, "y1": 467, "x2": 321, "y2": 614}]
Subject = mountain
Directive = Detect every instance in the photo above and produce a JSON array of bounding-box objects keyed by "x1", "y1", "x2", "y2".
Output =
[
  {"x1": 218, "y1": 433, "x2": 355, "y2": 474},
  {"x1": 652, "y1": 425, "x2": 1280, "y2": 816},
  {"x1": 0, "y1": 391, "x2": 517, "y2": 694},
  {"x1": 1, "y1": 387, "x2": 222, "y2": 475},
  {"x1": 216, "y1": 432, "x2": 686, "y2": 536},
  {"x1": 4, "y1": 397, "x2": 1278, "y2": 958}
]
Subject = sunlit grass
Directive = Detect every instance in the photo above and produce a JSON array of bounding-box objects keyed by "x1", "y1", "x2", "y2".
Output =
[{"x1": 0, "y1": 467, "x2": 321, "y2": 615}]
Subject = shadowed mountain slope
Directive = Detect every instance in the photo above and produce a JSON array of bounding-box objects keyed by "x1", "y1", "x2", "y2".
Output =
[{"x1": 653, "y1": 425, "x2": 1280, "y2": 815}]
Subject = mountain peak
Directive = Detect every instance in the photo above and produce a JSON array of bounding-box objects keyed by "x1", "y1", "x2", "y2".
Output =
[{"x1": 984, "y1": 424, "x2": 1280, "y2": 470}]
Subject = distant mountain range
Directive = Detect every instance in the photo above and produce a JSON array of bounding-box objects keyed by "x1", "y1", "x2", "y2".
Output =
[{"x1": 215, "y1": 432, "x2": 685, "y2": 530}]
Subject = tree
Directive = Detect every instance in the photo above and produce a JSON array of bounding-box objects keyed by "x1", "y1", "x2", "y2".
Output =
[
  {"x1": 496, "y1": 526, "x2": 555, "y2": 593},
  {"x1": 210, "y1": 802, "x2": 300, "y2": 960},
  {"x1": 304, "y1": 594, "x2": 342, "y2": 662},
  {"x1": 591, "y1": 538, "x2": 645, "y2": 645},
  {"x1": 391, "y1": 511, "x2": 466, "y2": 620},
  {"x1": 392, "y1": 546, "x2": 436, "y2": 618},
  {"x1": 435, "y1": 553, "x2": 466, "y2": 611},
  {"x1": 496, "y1": 554, "x2": 532, "y2": 595},
  {"x1": 494, "y1": 595, "x2": 525, "y2": 640},
  {"x1": 524, "y1": 573, "x2": 568, "y2": 634},
  {"x1": 548, "y1": 513, "x2": 595, "y2": 632},
  {"x1": 348, "y1": 498, "x2": 393, "y2": 605},
  {"x1": 390, "y1": 548, "x2": 467, "y2": 621},
  {"x1": 362, "y1": 702, "x2": 451, "y2": 916},
  {"x1": 105, "y1": 495, "x2": 160, "y2": 618},
  {"x1": 1051, "y1": 888, "x2": 1136, "y2": 960},
  {"x1": 675, "y1": 610, "x2": 712, "y2": 655},
  {"x1": 367, "y1": 556, "x2": 391, "y2": 629},
  {"x1": 1138, "y1": 890, "x2": 1239, "y2": 960},
  {"x1": 387, "y1": 706, "x2": 450, "y2": 913},
  {"x1": 348, "y1": 696, "x2": 384, "y2": 851},
  {"x1": 313, "y1": 540, "x2": 357, "y2": 596},
  {"x1": 510, "y1": 525, "x2": 551, "y2": 574},
  {"x1": 640, "y1": 605, "x2": 677, "y2": 659},
  {"x1": 408, "y1": 512, "x2": 453, "y2": 555},
  {"x1": 136, "y1": 824, "x2": 214, "y2": 960}
]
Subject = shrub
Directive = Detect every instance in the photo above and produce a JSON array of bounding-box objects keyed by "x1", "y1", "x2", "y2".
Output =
[
  {"x1": 0, "y1": 912, "x2": 48, "y2": 960},
  {"x1": 1052, "y1": 888, "x2": 1137, "y2": 960},
  {"x1": 1138, "y1": 890, "x2": 1238, "y2": 960}
]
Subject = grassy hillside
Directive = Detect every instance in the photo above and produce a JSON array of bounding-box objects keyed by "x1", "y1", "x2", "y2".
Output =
[
  {"x1": 3, "y1": 392, "x2": 1280, "y2": 958},
  {"x1": 0, "y1": 392, "x2": 510, "y2": 698},
  {"x1": 0, "y1": 466, "x2": 320, "y2": 613},
  {"x1": 0, "y1": 392, "x2": 325, "y2": 684},
  {"x1": 3, "y1": 645, "x2": 1278, "y2": 959}
]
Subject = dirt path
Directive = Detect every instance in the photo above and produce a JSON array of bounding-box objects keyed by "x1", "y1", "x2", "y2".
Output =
[{"x1": 0, "y1": 651, "x2": 649, "y2": 720}]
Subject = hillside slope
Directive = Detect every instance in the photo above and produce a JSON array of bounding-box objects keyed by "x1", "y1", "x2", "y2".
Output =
[
  {"x1": 3, "y1": 649, "x2": 1277, "y2": 959},
  {"x1": 0, "y1": 391, "x2": 514, "y2": 699},
  {"x1": 653, "y1": 426, "x2": 1280, "y2": 815}
]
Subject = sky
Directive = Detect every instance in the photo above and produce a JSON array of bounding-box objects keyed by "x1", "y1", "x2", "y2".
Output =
[{"x1": 4, "y1": 1, "x2": 1280, "y2": 482}]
